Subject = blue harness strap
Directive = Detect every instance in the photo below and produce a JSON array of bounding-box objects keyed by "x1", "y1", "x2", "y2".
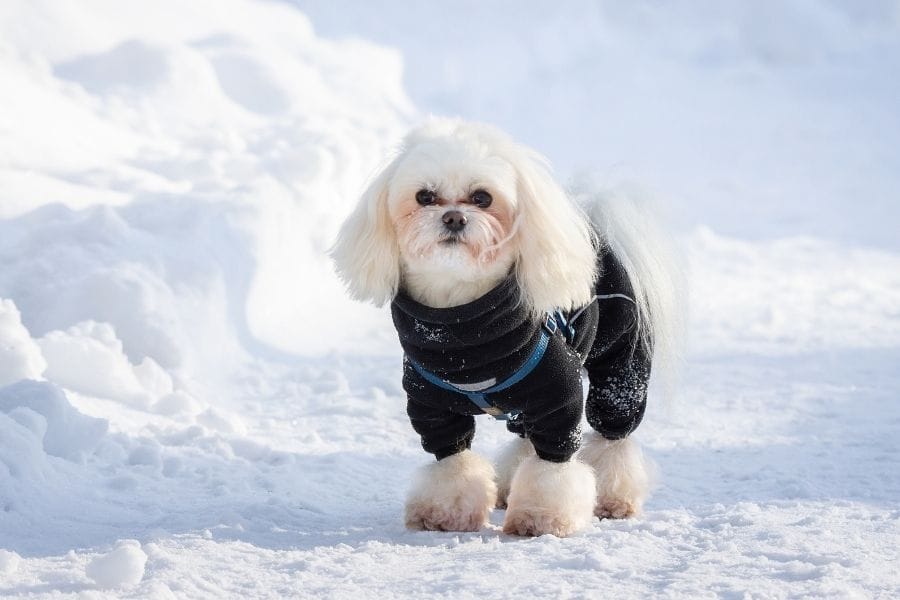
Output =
[{"x1": 407, "y1": 311, "x2": 570, "y2": 420}]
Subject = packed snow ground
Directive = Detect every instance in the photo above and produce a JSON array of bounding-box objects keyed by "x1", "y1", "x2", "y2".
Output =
[{"x1": 1, "y1": 1, "x2": 899, "y2": 598}]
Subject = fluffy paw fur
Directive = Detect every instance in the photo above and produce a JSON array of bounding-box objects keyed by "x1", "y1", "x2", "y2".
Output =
[
  {"x1": 404, "y1": 450, "x2": 497, "y2": 532},
  {"x1": 579, "y1": 432, "x2": 652, "y2": 519},
  {"x1": 494, "y1": 437, "x2": 535, "y2": 509},
  {"x1": 502, "y1": 455, "x2": 595, "y2": 537}
]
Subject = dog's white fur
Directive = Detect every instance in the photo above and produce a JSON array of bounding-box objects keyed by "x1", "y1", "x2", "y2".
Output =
[
  {"x1": 578, "y1": 432, "x2": 654, "y2": 518},
  {"x1": 332, "y1": 117, "x2": 678, "y2": 536},
  {"x1": 404, "y1": 450, "x2": 497, "y2": 532},
  {"x1": 494, "y1": 436, "x2": 535, "y2": 509},
  {"x1": 580, "y1": 185, "x2": 684, "y2": 390},
  {"x1": 502, "y1": 455, "x2": 596, "y2": 537},
  {"x1": 331, "y1": 118, "x2": 597, "y2": 315}
]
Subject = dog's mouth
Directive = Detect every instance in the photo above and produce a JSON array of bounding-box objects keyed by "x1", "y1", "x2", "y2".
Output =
[{"x1": 439, "y1": 234, "x2": 464, "y2": 245}]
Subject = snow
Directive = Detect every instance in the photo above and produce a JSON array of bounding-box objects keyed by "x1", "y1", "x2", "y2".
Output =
[
  {"x1": 1, "y1": 0, "x2": 899, "y2": 598},
  {"x1": 85, "y1": 540, "x2": 148, "y2": 589},
  {"x1": 0, "y1": 299, "x2": 46, "y2": 386},
  {"x1": 0, "y1": 550, "x2": 21, "y2": 575},
  {"x1": 0, "y1": 380, "x2": 108, "y2": 462}
]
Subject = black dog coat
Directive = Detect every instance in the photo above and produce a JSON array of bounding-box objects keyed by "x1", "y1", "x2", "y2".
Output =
[{"x1": 390, "y1": 249, "x2": 651, "y2": 463}]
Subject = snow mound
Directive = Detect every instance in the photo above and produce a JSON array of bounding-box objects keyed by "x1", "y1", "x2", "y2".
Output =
[
  {"x1": 0, "y1": 549, "x2": 21, "y2": 575},
  {"x1": 0, "y1": 0, "x2": 413, "y2": 567},
  {"x1": 85, "y1": 539, "x2": 148, "y2": 589},
  {"x1": 0, "y1": 299, "x2": 46, "y2": 386},
  {"x1": 0, "y1": 0, "x2": 412, "y2": 371},
  {"x1": 0, "y1": 380, "x2": 112, "y2": 532},
  {"x1": 0, "y1": 380, "x2": 108, "y2": 463},
  {"x1": 39, "y1": 321, "x2": 157, "y2": 409},
  {"x1": 0, "y1": 8, "x2": 413, "y2": 533}
]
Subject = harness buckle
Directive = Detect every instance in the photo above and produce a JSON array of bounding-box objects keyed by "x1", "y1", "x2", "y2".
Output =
[
  {"x1": 543, "y1": 312, "x2": 558, "y2": 335},
  {"x1": 483, "y1": 406, "x2": 506, "y2": 417}
]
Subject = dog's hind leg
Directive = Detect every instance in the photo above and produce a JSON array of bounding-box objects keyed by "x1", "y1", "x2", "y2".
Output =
[
  {"x1": 579, "y1": 431, "x2": 652, "y2": 519},
  {"x1": 581, "y1": 253, "x2": 655, "y2": 518},
  {"x1": 582, "y1": 342, "x2": 654, "y2": 518},
  {"x1": 404, "y1": 450, "x2": 497, "y2": 532},
  {"x1": 494, "y1": 436, "x2": 534, "y2": 509}
]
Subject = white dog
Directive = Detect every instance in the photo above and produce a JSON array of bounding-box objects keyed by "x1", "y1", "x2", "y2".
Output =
[{"x1": 332, "y1": 118, "x2": 677, "y2": 537}]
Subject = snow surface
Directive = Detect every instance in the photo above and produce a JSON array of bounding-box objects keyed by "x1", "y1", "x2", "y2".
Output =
[
  {"x1": 1, "y1": 0, "x2": 899, "y2": 598},
  {"x1": 85, "y1": 540, "x2": 148, "y2": 589}
]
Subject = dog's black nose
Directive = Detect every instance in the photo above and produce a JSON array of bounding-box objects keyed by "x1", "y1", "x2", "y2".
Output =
[{"x1": 442, "y1": 210, "x2": 467, "y2": 232}]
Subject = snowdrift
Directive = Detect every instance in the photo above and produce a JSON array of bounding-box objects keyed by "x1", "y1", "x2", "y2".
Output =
[{"x1": 1, "y1": 0, "x2": 414, "y2": 578}]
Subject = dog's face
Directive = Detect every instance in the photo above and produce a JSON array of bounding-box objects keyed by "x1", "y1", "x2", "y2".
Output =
[
  {"x1": 332, "y1": 118, "x2": 598, "y2": 313},
  {"x1": 385, "y1": 136, "x2": 519, "y2": 278}
]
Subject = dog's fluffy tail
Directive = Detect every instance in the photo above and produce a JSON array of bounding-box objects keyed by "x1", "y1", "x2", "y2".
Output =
[{"x1": 578, "y1": 184, "x2": 685, "y2": 394}]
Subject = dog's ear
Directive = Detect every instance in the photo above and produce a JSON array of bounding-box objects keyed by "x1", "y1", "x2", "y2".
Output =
[
  {"x1": 511, "y1": 147, "x2": 598, "y2": 314},
  {"x1": 330, "y1": 160, "x2": 400, "y2": 306}
]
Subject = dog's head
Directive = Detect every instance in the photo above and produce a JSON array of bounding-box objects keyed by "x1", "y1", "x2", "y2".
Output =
[{"x1": 331, "y1": 118, "x2": 597, "y2": 314}]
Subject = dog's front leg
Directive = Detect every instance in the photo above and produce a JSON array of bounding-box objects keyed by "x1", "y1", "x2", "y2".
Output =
[
  {"x1": 502, "y1": 454, "x2": 596, "y2": 537},
  {"x1": 500, "y1": 368, "x2": 596, "y2": 537},
  {"x1": 404, "y1": 450, "x2": 497, "y2": 532}
]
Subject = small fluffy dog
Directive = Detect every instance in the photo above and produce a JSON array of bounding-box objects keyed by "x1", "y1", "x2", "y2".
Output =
[{"x1": 332, "y1": 118, "x2": 676, "y2": 537}]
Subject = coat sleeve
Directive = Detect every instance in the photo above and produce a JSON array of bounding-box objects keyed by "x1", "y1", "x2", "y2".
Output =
[
  {"x1": 402, "y1": 357, "x2": 476, "y2": 460},
  {"x1": 583, "y1": 305, "x2": 651, "y2": 439},
  {"x1": 583, "y1": 249, "x2": 653, "y2": 439},
  {"x1": 499, "y1": 335, "x2": 586, "y2": 463}
]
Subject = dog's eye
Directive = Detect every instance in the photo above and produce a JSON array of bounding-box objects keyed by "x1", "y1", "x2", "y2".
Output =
[
  {"x1": 415, "y1": 189, "x2": 437, "y2": 206},
  {"x1": 470, "y1": 190, "x2": 493, "y2": 208}
]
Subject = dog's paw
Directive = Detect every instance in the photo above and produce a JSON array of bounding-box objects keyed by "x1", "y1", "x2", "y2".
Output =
[
  {"x1": 501, "y1": 455, "x2": 595, "y2": 537},
  {"x1": 579, "y1": 433, "x2": 651, "y2": 520},
  {"x1": 405, "y1": 500, "x2": 490, "y2": 532},
  {"x1": 595, "y1": 498, "x2": 638, "y2": 519},
  {"x1": 502, "y1": 507, "x2": 583, "y2": 537},
  {"x1": 404, "y1": 450, "x2": 497, "y2": 533}
]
